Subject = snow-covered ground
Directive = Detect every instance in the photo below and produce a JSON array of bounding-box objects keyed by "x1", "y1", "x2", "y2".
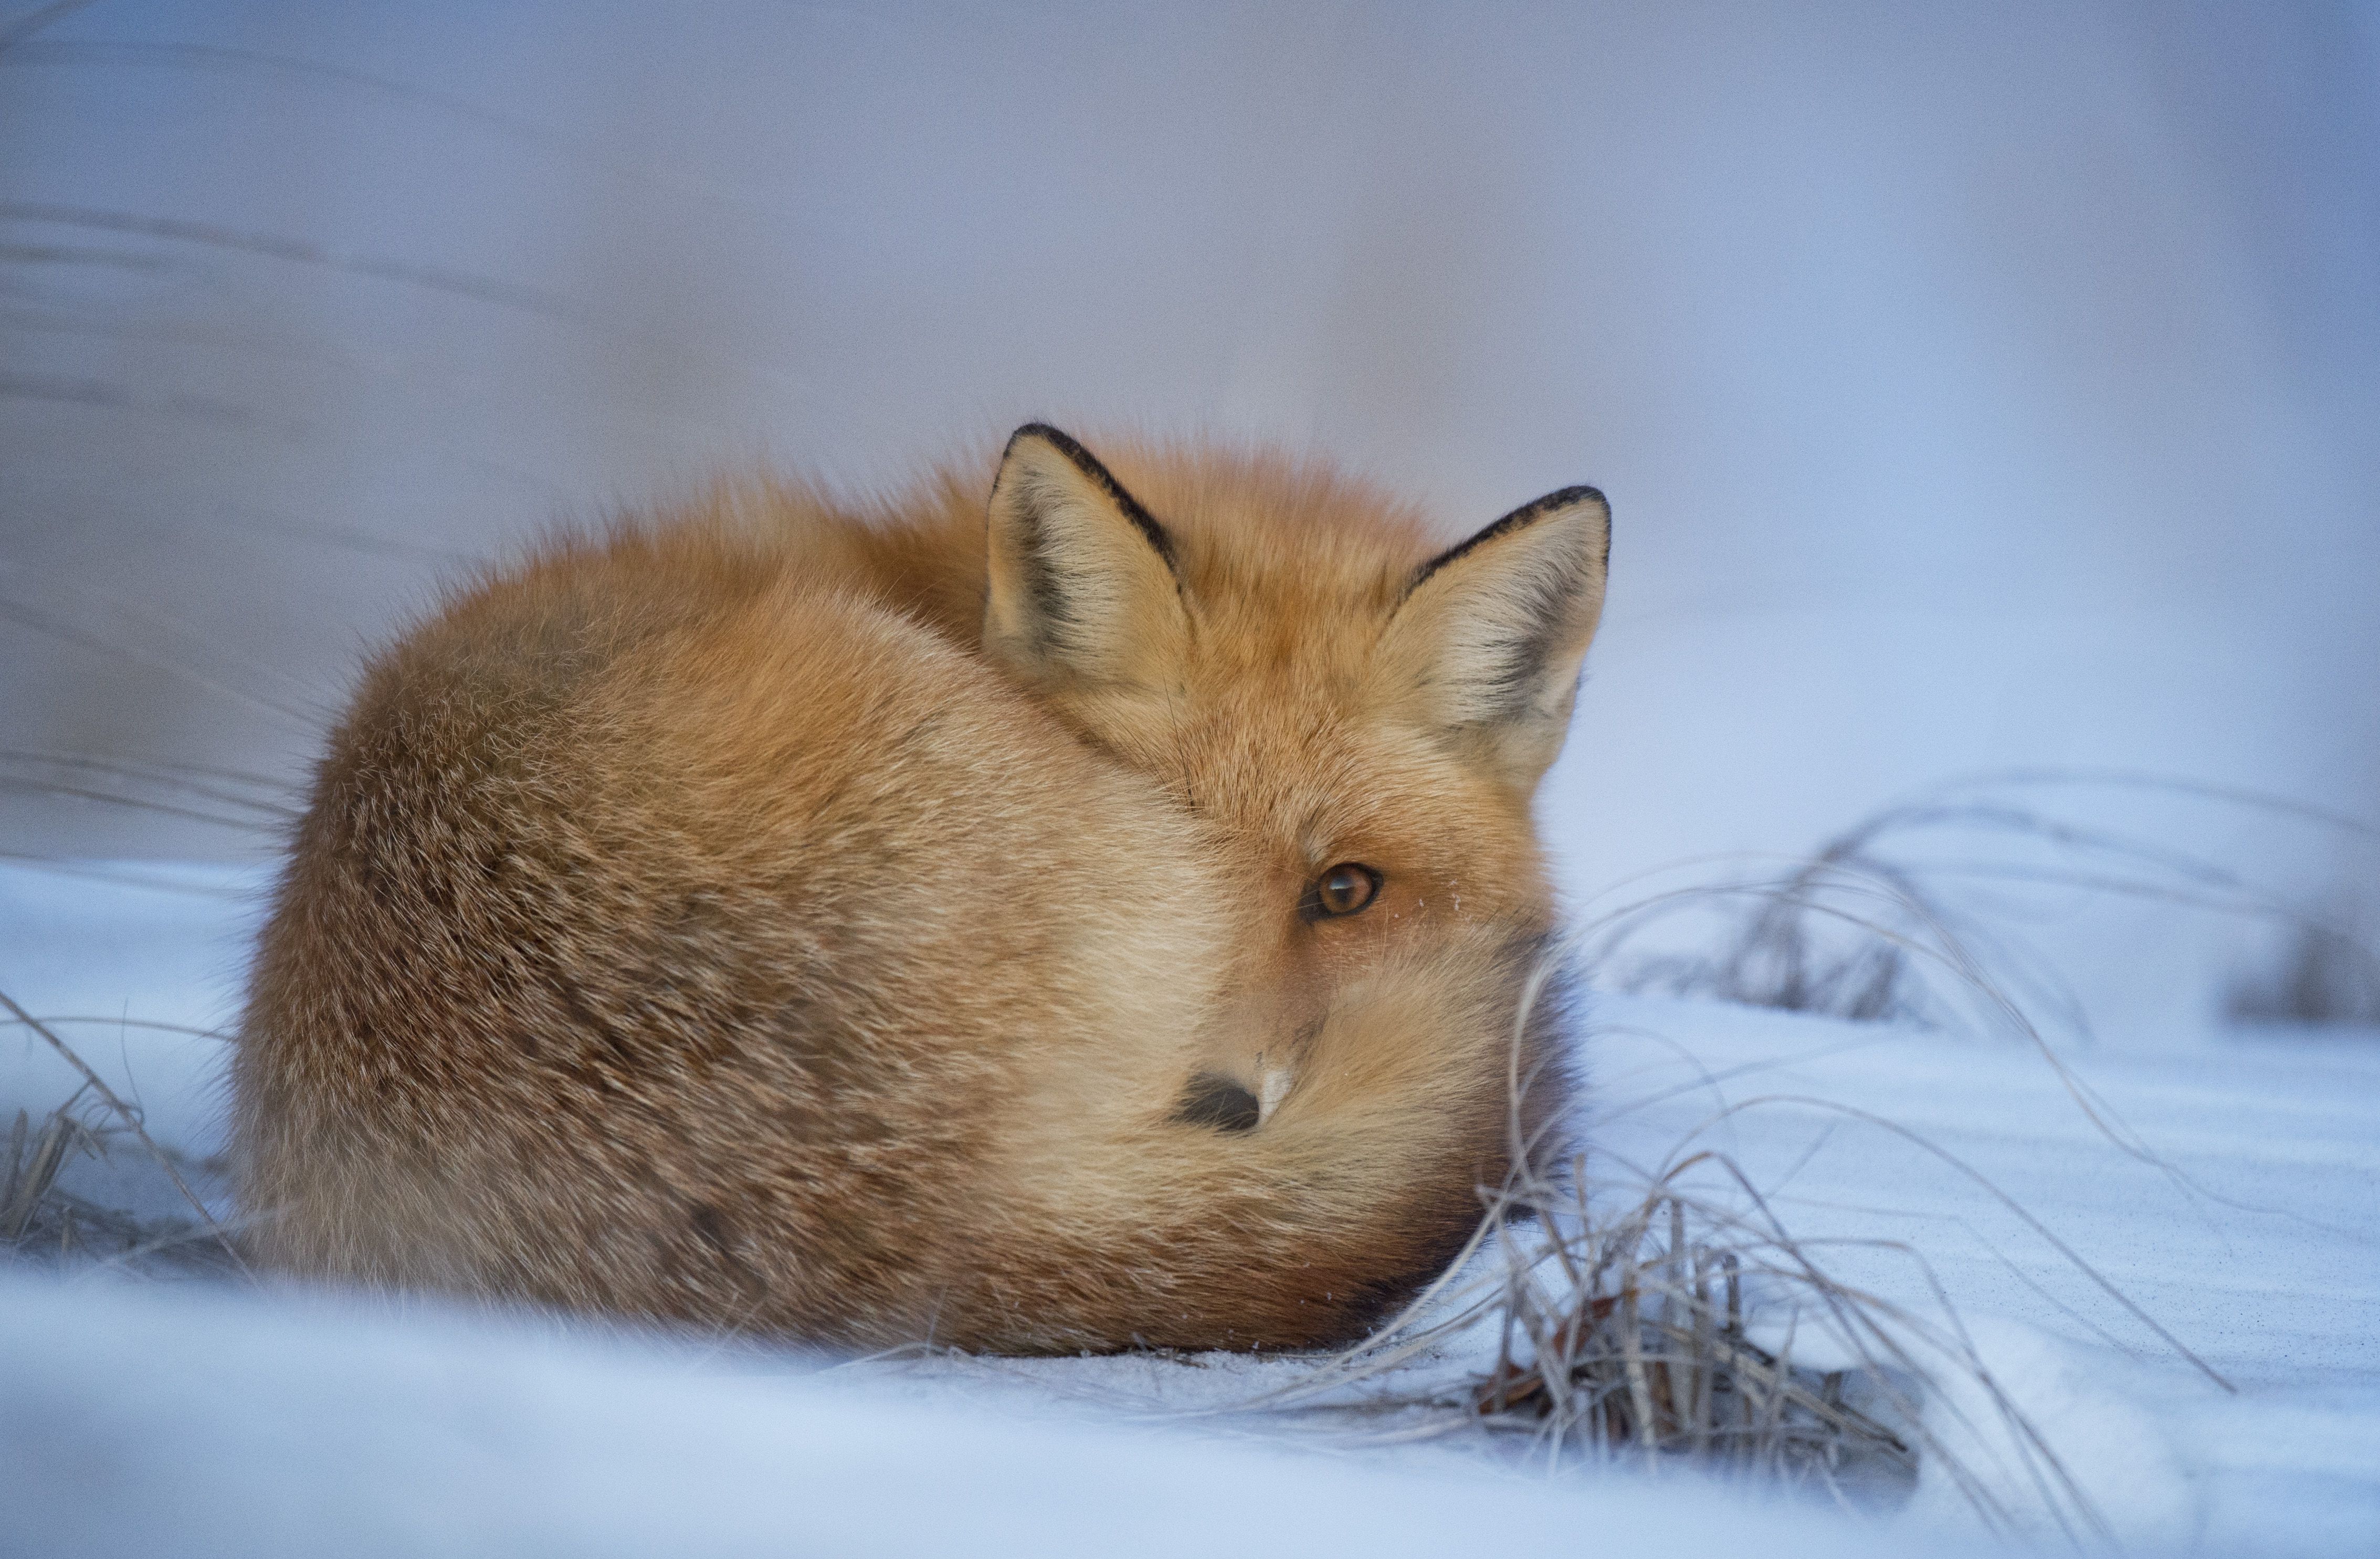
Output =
[{"x1": 3, "y1": 860, "x2": 2372, "y2": 1556}]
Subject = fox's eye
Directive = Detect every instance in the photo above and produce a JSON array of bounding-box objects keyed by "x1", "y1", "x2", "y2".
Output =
[{"x1": 1305, "y1": 863, "x2": 1382, "y2": 920}]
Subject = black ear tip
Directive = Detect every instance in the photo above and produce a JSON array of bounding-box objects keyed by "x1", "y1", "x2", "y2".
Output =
[
  {"x1": 989, "y1": 423, "x2": 1177, "y2": 567},
  {"x1": 1548, "y1": 485, "x2": 1611, "y2": 566},
  {"x1": 1519, "y1": 484, "x2": 1608, "y2": 523},
  {"x1": 1533, "y1": 486, "x2": 1611, "y2": 572},
  {"x1": 1406, "y1": 481, "x2": 1613, "y2": 594},
  {"x1": 1490, "y1": 483, "x2": 1610, "y2": 541},
  {"x1": 1004, "y1": 422, "x2": 1083, "y2": 461}
]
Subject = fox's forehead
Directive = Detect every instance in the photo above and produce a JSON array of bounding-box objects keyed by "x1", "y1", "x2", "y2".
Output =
[
  {"x1": 1092, "y1": 446, "x2": 1468, "y2": 799},
  {"x1": 1163, "y1": 651, "x2": 1458, "y2": 836},
  {"x1": 1097, "y1": 444, "x2": 1449, "y2": 633}
]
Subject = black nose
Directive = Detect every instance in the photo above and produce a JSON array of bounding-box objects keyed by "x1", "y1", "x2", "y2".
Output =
[{"x1": 1171, "y1": 1073, "x2": 1261, "y2": 1132}]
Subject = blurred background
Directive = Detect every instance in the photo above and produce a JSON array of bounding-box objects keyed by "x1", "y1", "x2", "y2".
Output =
[{"x1": 2, "y1": 1, "x2": 2374, "y2": 1036}]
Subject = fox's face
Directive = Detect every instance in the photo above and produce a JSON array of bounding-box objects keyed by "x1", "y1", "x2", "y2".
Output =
[{"x1": 978, "y1": 425, "x2": 1608, "y2": 1148}]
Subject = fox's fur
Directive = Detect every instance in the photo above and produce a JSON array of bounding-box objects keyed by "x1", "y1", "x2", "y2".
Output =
[{"x1": 235, "y1": 426, "x2": 1610, "y2": 1352}]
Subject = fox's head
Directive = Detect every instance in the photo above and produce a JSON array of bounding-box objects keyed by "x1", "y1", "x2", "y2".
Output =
[
  {"x1": 982, "y1": 421, "x2": 1607, "y2": 950},
  {"x1": 977, "y1": 424, "x2": 1606, "y2": 1292}
]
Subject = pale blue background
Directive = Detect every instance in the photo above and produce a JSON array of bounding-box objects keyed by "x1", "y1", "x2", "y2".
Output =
[{"x1": 3, "y1": 1, "x2": 2374, "y2": 1028}]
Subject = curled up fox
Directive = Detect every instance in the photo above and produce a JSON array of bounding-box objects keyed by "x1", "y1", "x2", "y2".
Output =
[{"x1": 236, "y1": 425, "x2": 1610, "y2": 1353}]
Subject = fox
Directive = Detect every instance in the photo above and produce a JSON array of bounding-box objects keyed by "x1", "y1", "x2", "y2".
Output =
[{"x1": 233, "y1": 424, "x2": 1611, "y2": 1353}]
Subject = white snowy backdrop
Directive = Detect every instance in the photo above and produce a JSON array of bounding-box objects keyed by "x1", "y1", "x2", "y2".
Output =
[{"x1": 1, "y1": 3, "x2": 2376, "y2": 1555}]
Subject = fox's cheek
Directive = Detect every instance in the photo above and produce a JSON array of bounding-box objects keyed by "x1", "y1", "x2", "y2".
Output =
[{"x1": 1368, "y1": 876, "x2": 1518, "y2": 934}]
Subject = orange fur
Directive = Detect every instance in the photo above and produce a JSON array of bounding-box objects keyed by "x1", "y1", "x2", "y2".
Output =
[{"x1": 235, "y1": 427, "x2": 1609, "y2": 1352}]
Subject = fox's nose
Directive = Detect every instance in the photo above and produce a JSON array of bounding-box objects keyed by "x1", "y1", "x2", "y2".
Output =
[{"x1": 1171, "y1": 1072, "x2": 1260, "y2": 1132}]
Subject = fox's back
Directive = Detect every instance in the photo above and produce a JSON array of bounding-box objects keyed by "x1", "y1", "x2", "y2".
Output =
[{"x1": 240, "y1": 524, "x2": 1240, "y2": 1342}]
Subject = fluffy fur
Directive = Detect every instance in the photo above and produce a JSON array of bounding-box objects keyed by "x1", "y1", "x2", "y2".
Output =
[{"x1": 235, "y1": 427, "x2": 1610, "y2": 1352}]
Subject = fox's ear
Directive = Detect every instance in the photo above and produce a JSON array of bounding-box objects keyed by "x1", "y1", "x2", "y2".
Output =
[
  {"x1": 1378, "y1": 486, "x2": 1610, "y2": 791},
  {"x1": 983, "y1": 424, "x2": 1189, "y2": 697}
]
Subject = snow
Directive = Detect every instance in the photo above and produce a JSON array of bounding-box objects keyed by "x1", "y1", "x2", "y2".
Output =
[
  {"x1": 0, "y1": 1270, "x2": 1984, "y2": 1559},
  {"x1": 3, "y1": 861, "x2": 2373, "y2": 1555}
]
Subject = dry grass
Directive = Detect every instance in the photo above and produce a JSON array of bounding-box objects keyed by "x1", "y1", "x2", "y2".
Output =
[
  {"x1": 0, "y1": 990, "x2": 246, "y2": 1279},
  {"x1": 2226, "y1": 905, "x2": 2380, "y2": 1027},
  {"x1": 1275, "y1": 1166, "x2": 1934, "y2": 1501},
  {"x1": 1460, "y1": 1176, "x2": 1922, "y2": 1492},
  {"x1": 0, "y1": 745, "x2": 297, "y2": 855},
  {"x1": 1223, "y1": 1111, "x2": 2130, "y2": 1538},
  {"x1": 0, "y1": 1090, "x2": 243, "y2": 1278},
  {"x1": 1593, "y1": 770, "x2": 2380, "y2": 1037}
]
